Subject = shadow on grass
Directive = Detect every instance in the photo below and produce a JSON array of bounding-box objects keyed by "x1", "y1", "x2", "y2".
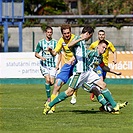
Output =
[
  {"x1": 71, "y1": 110, "x2": 101, "y2": 114},
  {"x1": 58, "y1": 109, "x2": 102, "y2": 114}
]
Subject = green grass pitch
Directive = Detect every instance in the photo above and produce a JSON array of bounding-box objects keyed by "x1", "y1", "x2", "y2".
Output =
[{"x1": 0, "y1": 84, "x2": 132, "y2": 133}]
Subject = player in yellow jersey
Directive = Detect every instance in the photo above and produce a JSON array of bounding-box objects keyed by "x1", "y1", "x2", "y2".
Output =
[
  {"x1": 53, "y1": 25, "x2": 75, "y2": 63},
  {"x1": 89, "y1": 29, "x2": 117, "y2": 101},
  {"x1": 70, "y1": 29, "x2": 117, "y2": 103},
  {"x1": 47, "y1": 24, "x2": 76, "y2": 113},
  {"x1": 89, "y1": 30, "x2": 117, "y2": 66}
]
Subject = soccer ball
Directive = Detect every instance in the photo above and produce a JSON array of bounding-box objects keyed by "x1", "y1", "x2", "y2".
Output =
[{"x1": 104, "y1": 103, "x2": 113, "y2": 112}]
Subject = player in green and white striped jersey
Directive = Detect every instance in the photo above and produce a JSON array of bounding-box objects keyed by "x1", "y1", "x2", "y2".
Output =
[
  {"x1": 69, "y1": 35, "x2": 88, "y2": 73},
  {"x1": 82, "y1": 40, "x2": 127, "y2": 113},
  {"x1": 43, "y1": 26, "x2": 95, "y2": 114},
  {"x1": 35, "y1": 26, "x2": 60, "y2": 102},
  {"x1": 70, "y1": 38, "x2": 125, "y2": 114}
]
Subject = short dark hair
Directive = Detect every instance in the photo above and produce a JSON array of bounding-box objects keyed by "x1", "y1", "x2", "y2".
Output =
[
  {"x1": 45, "y1": 26, "x2": 53, "y2": 32},
  {"x1": 82, "y1": 26, "x2": 94, "y2": 34},
  {"x1": 98, "y1": 40, "x2": 108, "y2": 45},
  {"x1": 98, "y1": 30, "x2": 105, "y2": 33}
]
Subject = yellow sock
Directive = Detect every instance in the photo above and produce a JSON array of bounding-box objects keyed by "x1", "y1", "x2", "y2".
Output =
[
  {"x1": 51, "y1": 94, "x2": 57, "y2": 112},
  {"x1": 51, "y1": 94, "x2": 56, "y2": 101},
  {"x1": 73, "y1": 90, "x2": 78, "y2": 97}
]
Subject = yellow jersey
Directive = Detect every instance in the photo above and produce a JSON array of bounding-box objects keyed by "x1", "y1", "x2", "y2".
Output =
[
  {"x1": 54, "y1": 34, "x2": 75, "y2": 64},
  {"x1": 89, "y1": 40, "x2": 116, "y2": 66}
]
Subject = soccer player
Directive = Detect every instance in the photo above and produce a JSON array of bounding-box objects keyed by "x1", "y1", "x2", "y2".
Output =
[
  {"x1": 47, "y1": 24, "x2": 76, "y2": 112},
  {"x1": 71, "y1": 29, "x2": 118, "y2": 102},
  {"x1": 68, "y1": 37, "x2": 126, "y2": 114},
  {"x1": 71, "y1": 29, "x2": 117, "y2": 103},
  {"x1": 43, "y1": 26, "x2": 127, "y2": 115},
  {"x1": 35, "y1": 26, "x2": 60, "y2": 102},
  {"x1": 89, "y1": 29, "x2": 117, "y2": 101}
]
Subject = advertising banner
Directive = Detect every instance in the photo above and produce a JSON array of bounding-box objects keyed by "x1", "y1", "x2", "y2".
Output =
[
  {"x1": 107, "y1": 51, "x2": 133, "y2": 79},
  {"x1": 0, "y1": 52, "x2": 42, "y2": 78},
  {"x1": 0, "y1": 51, "x2": 132, "y2": 79}
]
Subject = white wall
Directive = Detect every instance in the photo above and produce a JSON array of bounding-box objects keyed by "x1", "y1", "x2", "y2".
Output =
[{"x1": 4, "y1": 26, "x2": 133, "y2": 52}]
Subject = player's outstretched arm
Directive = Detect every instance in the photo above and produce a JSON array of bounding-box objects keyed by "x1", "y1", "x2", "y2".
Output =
[
  {"x1": 109, "y1": 69, "x2": 122, "y2": 75},
  {"x1": 68, "y1": 32, "x2": 88, "y2": 48},
  {"x1": 112, "y1": 51, "x2": 117, "y2": 64},
  {"x1": 68, "y1": 38, "x2": 82, "y2": 48},
  {"x1": 102, "y1": 65, "x2": 122, "y2": 75}
]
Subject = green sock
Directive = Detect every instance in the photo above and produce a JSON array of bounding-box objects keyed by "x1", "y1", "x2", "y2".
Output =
[
  {"x1": 45, "y1": 83, "x2": 51, "y2": 99},
  {"x1": 97, "y1": 94, "x2": 107, "y2": 106},
  {"x1": 49, "y1": 92, "x2": 68, "y2": 107},
  {"x1": 101, "y1": 88, "x2": 117, "y2": 108}
]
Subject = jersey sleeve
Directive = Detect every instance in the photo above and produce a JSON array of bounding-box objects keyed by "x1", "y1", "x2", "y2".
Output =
[
  {"x1": 74, "y1": 36, "x2": 81, "y2": 46},
  {"x1": 35, "y1": 42, "x2": 41, "y2": 53},
  {"x1": 54, "y1": 38, "x2": 63, "y2": 53}
]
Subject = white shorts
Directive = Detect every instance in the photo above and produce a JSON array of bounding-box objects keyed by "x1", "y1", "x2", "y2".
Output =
[
  {"x1": 69, "y1": 68, "x2": 100, "y2": 89},
  {"x1": 86, "y1": 68, "x2": 101, "y2": 86},
  {"x1": 40, "y1": 65, "x2": 57, "y2": 77}
]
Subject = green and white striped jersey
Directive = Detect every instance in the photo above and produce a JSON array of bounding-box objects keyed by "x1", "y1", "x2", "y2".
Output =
[
  {"x1": 71, "y1": 36, "x2": 88, "y2": 73},
  {"x1": 35, "y1": 39, "x2": 57, "y2": 67},
  {"x1": 87, "y1": 49, "x2": 103, "y2": 69}
]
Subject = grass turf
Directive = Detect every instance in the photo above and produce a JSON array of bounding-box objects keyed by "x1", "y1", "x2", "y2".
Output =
[{"x1": 0, "y1": 84, "x2": 132, "y2": 133}]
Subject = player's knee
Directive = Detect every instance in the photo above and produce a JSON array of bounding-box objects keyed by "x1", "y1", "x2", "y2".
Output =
[
  {"x1": 102, "y1": 82, "x2": 106, "y2": 89},
  {"x1": 65, "y1": 87, "x2": 74, "y2": 96},
  {"x1": 50, "y1": 82, "x2": 54, "y2": 86},
  {"x1": 98, "y1": 80, "x2": 106, "y2": 90},
  {"x1": 53, "y1": 84, "x2": 61, "y2": 93},
  {"x1": 45, "y1": 79, "x2": 50, "y2": 84},
  {"x1": 91, "y1": 86, "x2": 101, "y2": 96}
]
